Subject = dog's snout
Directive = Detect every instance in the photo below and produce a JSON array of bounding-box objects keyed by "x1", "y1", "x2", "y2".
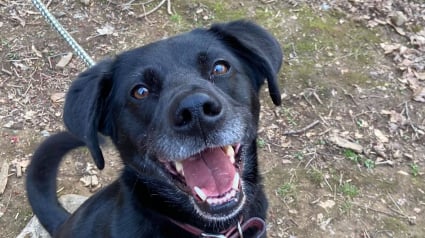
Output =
[{"x1": 172, "y1": 92, "x2": 223, "y2": 131}]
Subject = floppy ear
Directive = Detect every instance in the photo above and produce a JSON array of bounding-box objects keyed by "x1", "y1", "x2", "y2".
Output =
[
  {"x1": 209, "y1": 20, "x2": 283, "y2": 105},
  {"x1": 63, "y1": 59, "x2": 114, "y2": 170}
]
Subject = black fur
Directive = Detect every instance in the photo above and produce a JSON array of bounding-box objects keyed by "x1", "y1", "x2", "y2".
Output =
[{"x1": 26, "y1": 20, "x2": 282, "y2": 238}]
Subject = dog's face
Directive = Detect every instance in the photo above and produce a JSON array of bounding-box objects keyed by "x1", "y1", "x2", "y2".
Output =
[{"x1": 63, "y1": 21, "x2": 282, "y2": 230}]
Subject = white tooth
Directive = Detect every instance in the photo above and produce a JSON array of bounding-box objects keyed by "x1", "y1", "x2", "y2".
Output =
[
  {"x1": 223, "y1": 145, "x2": 235, "y2": 157},
  {"x1": 232, "y1": 173, "x2": 240, "y2": 190},
  {"x1": 194, "y1": 186, "x2": 207, "y2": 201},
  {"x1": 223, "y1": 146, "x2": 235, "y2": 164},
  {"x1": 175, "y1": 161, "x2": 184, "y2": 176},
  {"x1": 229, "y1": 155, "x2": 235, "y2": 164}
]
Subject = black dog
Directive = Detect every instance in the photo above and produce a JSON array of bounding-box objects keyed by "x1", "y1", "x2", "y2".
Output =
[{"x1": 26, "y1": 20, "x2": 282, "y2": 238}]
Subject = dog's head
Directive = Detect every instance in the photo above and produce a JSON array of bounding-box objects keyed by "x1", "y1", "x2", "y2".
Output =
[{"x1": 64, "y1": 20, "x2": 282, "y2": 230}]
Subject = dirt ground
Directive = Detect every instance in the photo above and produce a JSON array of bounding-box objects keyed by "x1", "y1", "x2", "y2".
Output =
[{"x1": 1, "y1": 0, "x2": 424, "y2": 237}]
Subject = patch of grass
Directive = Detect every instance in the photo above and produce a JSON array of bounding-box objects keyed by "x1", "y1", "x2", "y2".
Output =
[
  {"x1": 170, "y1": 13, "x2": 183, "y2": 24},
  {"x1": 316, "y1": 139, "x2": 326, "y2": 146},
  {"x1": 410, "y1": 163, "x2": 420, "y2": 177},
  {"x1": 6, "y1": 52, "x2": 19, "y2": 60},
  {"x1": 1, "y1": 38, "x2": 10, "y2": 47},
  {"x1": 307, "y1": 168, "x2": 324, "y2": 186},
  {"x1": 356, "y1": 119, "x2": 366, "y2": 128},
  {"x1": 364, "y1": 159, "x2": 375, "y2": 169},
  {"x1": 339, "y1": 200, "x2": 353, "y2": 215},
  {"x1": 281, "y1": 108, "x2": 298, "y2": 126},
  {"x1": 340, "y1": 182, "x2": 359, "y2": 199},
  {"x1": 277, "y1": 182, "x2": 296, "y2": 198},
  {"x1": 294, "y1": 151, "x2": 304, "y2": 160},
  {"x1": 256, "y1": 138, "x2": 266, "y2": 148},
  {"x1": 343, "y1": 149, "x2": 361, "y2": 163}
]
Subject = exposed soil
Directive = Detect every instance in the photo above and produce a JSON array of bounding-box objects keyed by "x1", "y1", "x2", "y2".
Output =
[{"x1": 0, "y1": 0, "x2": 424, "y2": 237}]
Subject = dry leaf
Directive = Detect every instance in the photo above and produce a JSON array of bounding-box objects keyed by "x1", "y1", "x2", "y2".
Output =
[
  {"x1": 397, "y1": 171, "x2": 409, "y2": 176},
  {"x1": 380, "y1": 42, "x2": 401, "y2": 54},
  {"x1": 282, "y1": 159, "x2": 292, "y2": 164},
  {"x1": 328, "y1": 134, "x2": 363, "y2": 153},
  {"x1": 413, "y1": 71, "x2": 425, "y2": 81},
  {"x1": 407, "y1": 76, "x2": 420, "y2": 91},
  {"x1": 56, "y1": 53, "x2": 73, "y2": 69},
  {"x1": 11, "y1": 15, "x2": 25, "y2": 27},
  {"x1": 413, "y1": 87, "x2": 425, "y2": 102},
  {"x1": 374, "y1": 129, "x2": 389, "y2": 143},
  {"x1": 97, "y1": 24, "x2": 115, "y2": 35},
  {"x1": 51, "y1": 92, "x2": 66, "y2": 103},
  {"x1": 80, "y1": 175, "x2": 99, "y2": 187}
]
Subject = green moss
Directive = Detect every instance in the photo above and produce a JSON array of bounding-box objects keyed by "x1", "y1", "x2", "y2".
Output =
[
  {"x1": 208, "y1": 1, "x2": 245, "y2": 21},
  {"x1": 279, "y1": 4, "x2": 383, "y2": 91}
]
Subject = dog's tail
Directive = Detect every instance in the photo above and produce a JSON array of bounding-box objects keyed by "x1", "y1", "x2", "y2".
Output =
[{"x1": 26, "y1": 131, "x2": 85, "y2": 235}]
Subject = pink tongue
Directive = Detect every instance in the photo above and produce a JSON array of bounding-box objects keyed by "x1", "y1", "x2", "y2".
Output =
[{"x1": 182, "y1": 148, "x2": 236, "y2": 197}]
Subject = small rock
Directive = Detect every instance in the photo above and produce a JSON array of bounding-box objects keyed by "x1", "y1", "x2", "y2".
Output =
[
  {"x1": 17, "y1": 194, "x2": 87, "y2": 238},
  {"x1": 288, "y1": 209, "x2": 298, "y2": 214},
  {"x1": 80, "y1": 0, "x2": 90, "y2": 6},
  {"x1": 80, "y1": 175, "x2": 91, "y2": 187},
  {"x1": 3, "y1": 121, "x2": 14, "y2": 128},
  {"x1": 408, "y1": 216, "x2": 417, "y2": 225},
  {"x1": 40, "y1": 130, "x2": 50, "y2": 137},
  {"x1": 91, "y1": 175, "x2": 99, "y2": 186},
  {"x1": 390, "y1": 11, "x2": 408, "y2": 26},
  {"x1": 318, "y1": 200, "x2": 336, "y2": 210}
]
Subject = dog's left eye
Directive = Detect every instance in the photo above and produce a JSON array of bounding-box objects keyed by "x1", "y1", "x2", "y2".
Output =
[
  {"x1": 131, "y1": 85, "x2": 149, "y2": 99},
  {"x1": 211, "y1": 61, "x2": 230, "y2": 76}
]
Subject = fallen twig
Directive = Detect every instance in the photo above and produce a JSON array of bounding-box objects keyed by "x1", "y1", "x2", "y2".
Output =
[
  {"x1": 352, "y1": 202, "x2": 399, "y2": 218},
  {"x1": 403, "y1": 101, "x2": 423, "y2": 137},
  {"x1": 138, "y1": 0, "x2": 171, "y2": 18},
  {"x1": 283, "y1": 120, "x2": 320, "y2": 135},
  {"x1": 0, "y1": 161, "x2": 9, "y2": 195}
]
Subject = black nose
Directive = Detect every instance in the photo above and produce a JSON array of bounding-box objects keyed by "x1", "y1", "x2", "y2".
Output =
[{"x1": 172, "y1": 92, "x2": 223, "y2": 131}]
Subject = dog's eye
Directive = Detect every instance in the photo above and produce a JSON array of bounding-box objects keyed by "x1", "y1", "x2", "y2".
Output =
[
  {"x1": 131, "y1": 85, "x2": 149, "y2": 99},
  {"x1": 211, "y1": 61, "x2": 230, "y2": 76}
]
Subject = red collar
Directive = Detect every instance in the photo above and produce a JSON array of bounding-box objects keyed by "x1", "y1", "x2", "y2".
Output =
[{"x1": 169, "y1": 217, "x2": 266, "y2": 238}]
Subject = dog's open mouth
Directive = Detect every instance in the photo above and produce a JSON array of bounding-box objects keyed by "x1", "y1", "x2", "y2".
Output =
[{"x1": 162, "y1": 144, "x2": 242, "y2": 213}]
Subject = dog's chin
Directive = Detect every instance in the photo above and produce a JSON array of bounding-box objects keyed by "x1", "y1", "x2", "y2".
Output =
[{"x1": 159, "y1": 144, "x2": 246, "y2": 221}]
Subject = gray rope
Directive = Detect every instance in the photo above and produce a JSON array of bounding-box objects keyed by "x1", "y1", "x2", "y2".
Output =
[{"x1": 31, "y1": 0, "x2": 95, "y2": 67}]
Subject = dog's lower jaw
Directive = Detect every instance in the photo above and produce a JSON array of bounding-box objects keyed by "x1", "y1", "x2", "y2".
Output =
[{"x1": 191, "y1": 180, "x2": 247, "y2": 222}]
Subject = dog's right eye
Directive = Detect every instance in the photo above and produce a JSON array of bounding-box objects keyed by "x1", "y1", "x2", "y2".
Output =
[{"x1": 131, "y1": 85, "x2": 149, "y2": 99}]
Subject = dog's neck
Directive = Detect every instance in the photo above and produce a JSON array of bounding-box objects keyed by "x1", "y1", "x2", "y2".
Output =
[{"x1": 168, "y1": 216, "x2": 266, "y2": 238}]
